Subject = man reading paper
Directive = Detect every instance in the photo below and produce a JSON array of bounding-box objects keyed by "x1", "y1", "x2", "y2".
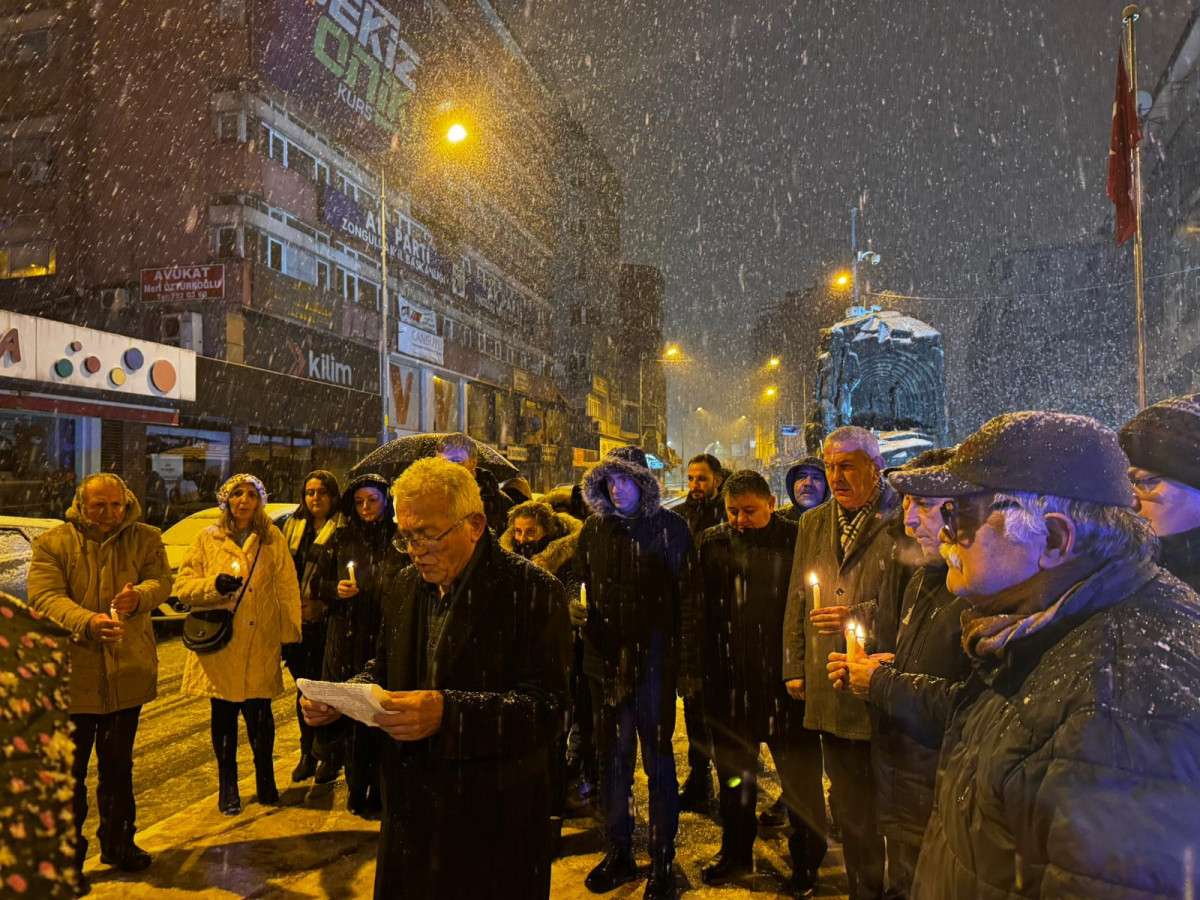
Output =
[{"x1": 302, "y1": 458, "x2": 570, "y2": 900}]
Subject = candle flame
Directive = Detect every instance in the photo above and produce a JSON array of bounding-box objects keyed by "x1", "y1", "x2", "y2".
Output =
[{"x1": 809, "y1": 572, "x2": 818, "y2": 586}]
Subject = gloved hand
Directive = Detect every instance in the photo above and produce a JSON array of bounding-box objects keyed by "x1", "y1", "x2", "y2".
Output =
[
  {"x1": 215, "y1": 574, "x2": 244, "y2": 596},
  {"x1": 568, "y1": 598, "x2": 587, "y2": 628}
]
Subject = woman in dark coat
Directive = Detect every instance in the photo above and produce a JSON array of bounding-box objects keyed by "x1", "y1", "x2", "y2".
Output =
[
  {"x1": 315, "y1": 472, "x2": 399, "y2": 815},
  {"x1": 280, "y1": 469, "x2": 342, "y2": 784}
]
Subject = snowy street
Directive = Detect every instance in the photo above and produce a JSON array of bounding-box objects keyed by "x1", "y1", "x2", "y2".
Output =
[{"x1": 79, "y1": 633, "x2": 852, "y2": 899}]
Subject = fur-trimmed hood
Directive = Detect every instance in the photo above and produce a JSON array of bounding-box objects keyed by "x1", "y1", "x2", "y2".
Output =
[
  {"x1": 583, "y1": 457, "x2": 662, "y2": 520},
  {"x1": 499, "y1": 511, "x2": 582, "y2": 575}
]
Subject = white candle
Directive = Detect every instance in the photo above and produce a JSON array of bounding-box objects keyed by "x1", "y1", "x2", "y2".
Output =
[
  {"x1": 579, "y1": 583, "x2": 587, "y2": 609},
  {"x1": 846, "y1": 622, "x2": 860, "y2": 664},
  {"x1": 347, "y1": 561, "x2": 356, "y2": 586},
  {"x1": 809, "y1": 572, "x2": 821, "y2": 610}
]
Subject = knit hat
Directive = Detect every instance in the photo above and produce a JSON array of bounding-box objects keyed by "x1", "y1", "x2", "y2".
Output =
[
  {"x1": 892, "y1": 412, "x2": 1134, "y2": 508},
  {"x1": 1119, "y1": 394, "x2": 1200, "y2": 491},
  {"x1": 606, "y1": 445, "x2": 649, "y2": 470},
  {"x1": 886, "y1": 446, "x2": 957, "y2": 497},
  {"x1": 217, "y1": 473, "x2": 268, "y2": 510}
]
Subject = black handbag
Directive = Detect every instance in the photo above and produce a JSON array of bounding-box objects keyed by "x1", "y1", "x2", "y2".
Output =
[{"x1": 182, "y1": 546, "x2": 260, "y2": 654}]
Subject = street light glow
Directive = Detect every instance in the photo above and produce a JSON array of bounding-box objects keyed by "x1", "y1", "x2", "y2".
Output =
[
  {"x1": 768, "y1": 357, "x2": 781, "y2": 367},
  {"x1": 447, "y1": 123, "x2": 468, "y2": 144},
  {"x1": 833, "y1": 271, "x2": 851, "y2": 288},
  {"x1": 765, "y1": 387, "x2": 777, "y2": 397},
  {"x1": 665, "y1": 346, "x2": 680, "y2": 357}
]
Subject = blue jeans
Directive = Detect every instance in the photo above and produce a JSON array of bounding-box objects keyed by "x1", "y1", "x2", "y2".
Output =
[{"x1": 597, "y1": 644, "x2": 679, "y2": 861}]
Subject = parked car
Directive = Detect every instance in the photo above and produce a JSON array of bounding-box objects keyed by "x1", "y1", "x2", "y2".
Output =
[
  {"x1": 157, "y1": 503, "x2": 295, "y2": 624},
  {"x1": 0, "y1": 515, "x2": 65, "y2": 602}
]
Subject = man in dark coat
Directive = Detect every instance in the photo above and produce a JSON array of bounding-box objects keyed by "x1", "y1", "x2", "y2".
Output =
[
  {"x1": 698, "y1": 470, "x2": 826, "y2": 898},
  {"x1": 1119, "y1": 394, "x2": 1200, "y2": 590},
  {"x1": 436, "y1": 432, "x2": 514, "y2": 535},
  {"x1": 897, "y1": 412, "x2": 1200, "y2": 899},
  {"x1": 827, "y1": 447, "x2": 971, "y2": 895},
  {"x1": 302, "y1": 457, "x2": 570, "y2": 900},
  {"x1": 782, "y1": 426, "x2": 905, "y2": 900},
  {"x1": 571, "y1": 447, "x2": 693, "y2": 900},
  {"x1": 675, "y1": 452, "x2": 725, "y2": 810},
  {"x1": 779, "y1": 456, "x2": 829, "y2": 522}
]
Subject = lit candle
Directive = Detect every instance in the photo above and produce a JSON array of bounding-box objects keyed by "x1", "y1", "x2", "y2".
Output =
[
  {"x1": 347, "y1": 561, "x2": 356, "y2": 586},
  {"x1": 809, "y1": 572, "x2": 821, "y2": 610},
  {"x1": 579, "y1": 583, "x2": 587, "y2": 609},
  {"x1": 845, "y1": 621, "x2": 861, "y2": 665},
  {"x1": 231, "y1": 559, "x2": 241, "y2": 577}
]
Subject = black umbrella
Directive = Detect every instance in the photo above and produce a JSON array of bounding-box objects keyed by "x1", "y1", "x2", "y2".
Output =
[{"x1": 349, "y1": 433, "x2": 520, "y2": 483}]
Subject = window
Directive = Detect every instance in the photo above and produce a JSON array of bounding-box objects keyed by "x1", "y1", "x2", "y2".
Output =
[
  {"x1": 315, "y1": 160, "x2": 330, "y2": 185},
  {"x1": 316, "y1": 259, "x2": 330, "y2": 289},
  {"x1": 216, "y1": 111, "x2": 244, "y2": 143},
  {"x1": 286, "y1": 144, "x2": 316, "y2": 182},
  {"x1": 216, "y1": 226, "x2": 241, "y2": 258},
  {"x1": 0, "y1": 241, "x2": 56, "y2": 279},
  {"x1": 267, "y1": 237, "x2": 284, "y2": 272},
  {"x1": 359, "y1": 278, "x2": 379, "y2": 310},
  {"x1": 4, "y1": 29, "x2": 49, "y2": 66}
]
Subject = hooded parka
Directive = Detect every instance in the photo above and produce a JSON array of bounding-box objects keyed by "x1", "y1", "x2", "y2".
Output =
[
  {"x1": 27, "y1": 488, "x2": 170, "y2": 714},
  {"x1": 175, "y1": 522, "x2": 301, "y2": 702},
  {"x1": 499, "y1": 509, "x2": 581, "y2": 578},
  {"x1": 912, "y1": 559, "x2": 1200, "y2": 899}
]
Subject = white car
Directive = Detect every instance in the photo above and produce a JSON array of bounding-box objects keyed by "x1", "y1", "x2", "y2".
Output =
[
  {"x1": 158, "y1": 503, "x2": 295, "y2": 622},
  {"x1": 0, "y1": 515, "x2": 67, "y2": 602}
]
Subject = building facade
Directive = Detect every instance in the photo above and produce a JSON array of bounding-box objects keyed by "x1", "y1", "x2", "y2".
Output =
[{"x1": 0, "y1": 0, "x2": 626, "y2": 515}]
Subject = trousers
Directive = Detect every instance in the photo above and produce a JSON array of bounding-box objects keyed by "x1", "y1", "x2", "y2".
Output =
[{"x1": 71, "y1": 705, "x2": 143, "y2": 864}]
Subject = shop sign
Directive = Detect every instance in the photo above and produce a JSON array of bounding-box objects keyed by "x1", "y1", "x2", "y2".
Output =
[
  {"x1": 396, "y1": 323, "x2": 443, "y2": 364},
  {"x1": 505, "y1": 445, "x2": 529, "y2": 462},
  {"x1": 399, "y1": 298, "x2": 437, "y2": 334},
  {"x1": 245, "y1": 314, "x2": 379, "y2": 393},
  {"x1": 599, "y1": 438, "x2": 626, "y2": 458},
  {"x1": 0, "y1": 310, "x2": 196, "y2": 401},
  {"x1": 388, "y1": 361, "x2": 421, "y2": 432},
  {"x1": 140, "y1": 264, "x2": 225, "y2": 302},
  {"x1": 512, "y1": 369, "x2": 530, "y2": 394},
  {"x1": 252, "y1": 0, "x2": 427, "y2": 152},
  {"x1": 322, "y1": 185, "x2": 449, "y2": 287}
]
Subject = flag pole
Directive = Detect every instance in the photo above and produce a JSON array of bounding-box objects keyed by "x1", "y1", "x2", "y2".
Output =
[{"x1": 1124, "y1": 4, "x2": 1147, "y2": 409}]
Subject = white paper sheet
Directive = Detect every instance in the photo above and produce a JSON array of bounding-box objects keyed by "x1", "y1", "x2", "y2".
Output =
[{"x1": 296, "y1": 678, "x2": 389, "y2": 729}]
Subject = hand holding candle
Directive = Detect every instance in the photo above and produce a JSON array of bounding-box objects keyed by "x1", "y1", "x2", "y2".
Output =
[
  {"x1": 845, "y1": 621, "x2": 863, "y2": 664},
  {"x1": 809, "y1": 572, "x2": 821, "y2": 610},
  {"x1": 347, "y1": 561, "x2": 357, "y2": 586},
  {"x1": 579, "y1": 584, "x2": 587, "y2": 610}
]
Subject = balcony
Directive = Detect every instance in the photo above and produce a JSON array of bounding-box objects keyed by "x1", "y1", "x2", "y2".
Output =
[{"x1": 246, "y1": 262, "x2": 382, "y2": 348}]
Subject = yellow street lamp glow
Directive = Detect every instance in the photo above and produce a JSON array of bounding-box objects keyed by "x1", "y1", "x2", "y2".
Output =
[
  {"x1": 765, "y1": 387, "x2": 777, "y2": 398},
  {"x1": 446, "y1": 123, "x2": 468, "y2": 144},
  {"x1": 665, "y1": 346, "x2": 680, "y2": 357},
  {"x1": 768, "y1": 357, "x2": 781, "y2": 368},
  {"x1": 833, "y1": 271, "x2": 851, "y2": 288}
]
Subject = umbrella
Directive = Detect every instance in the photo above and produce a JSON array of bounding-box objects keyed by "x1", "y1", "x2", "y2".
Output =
[{"x1": 349, "y1": 433, "x2": 520, "y2": 483}]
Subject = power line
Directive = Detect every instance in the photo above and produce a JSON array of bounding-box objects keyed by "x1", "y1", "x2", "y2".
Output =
[{"x1": 862, "y1": 264, "x2": 1200, "y2": 304}]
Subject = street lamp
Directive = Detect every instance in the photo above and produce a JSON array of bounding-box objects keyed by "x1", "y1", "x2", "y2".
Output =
[
  {"x1": 446, "y1": 123, "x2": 468, "y2": 144},
  {"x1": 639, "y1": 344, "x2": 686, "y2": 453},
  {"x1": 768, "y1": 357, "x2": 780, "y2": 369}
]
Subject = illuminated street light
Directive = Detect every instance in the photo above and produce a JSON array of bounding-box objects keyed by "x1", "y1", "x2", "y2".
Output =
[
  {"x1": 765, "y1": 387, "x2": 777, "y2": 398},
  {"x1": 768, "y1": 357, "x2": 781, "y2": 368},
  {"x1": 447, "y1": 123, "x2": 468, "y2": 144},
  {"x1": 833, "y1": 271, "x2": 852, "y2": 289}
]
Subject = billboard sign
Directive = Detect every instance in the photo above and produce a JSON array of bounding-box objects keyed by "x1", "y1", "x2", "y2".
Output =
[
  {"x1": 141, "y1": 264, "x2": 225, "y2": 302},
  {"x1": 253, "y1": 0, "x2": 429, "y2": 151},
  {"x1": 321, "y1": 185, "x2": 449, "y2": 287}
]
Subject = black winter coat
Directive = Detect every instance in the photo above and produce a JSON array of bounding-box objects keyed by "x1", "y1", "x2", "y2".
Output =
[
  {"x1": 356, "y1": 530, "x2": 570, "y2": 900},
  {"x1": 572, "y1": 457, "x2": 693, "y2": 699},
  {"x1": 1160, "y1": 524, "x2": 1200, "y2": 591},
  {"x1": 867, "y1": 562, "x2": 971, "y2": 846},
  {"x1": 317, "y1": 516, "x2": 398, "y2": 682},
  {"x1": 699, "y1": 515, "x2": 798, "y2": 737},
  {"x1": 476, "y1": 468, "x2": 514, "y2": 536},
  {"x1": 677, "y1": 494, "x2": 725, "y2": 540},
  {"x1": 912, "y1": 558, "x2": 1200, "y2": 899}
]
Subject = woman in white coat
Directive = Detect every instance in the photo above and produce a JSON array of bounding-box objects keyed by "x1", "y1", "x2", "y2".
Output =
[{"x1": 175, "y1": 473, "x2": 302, "y2": 815}]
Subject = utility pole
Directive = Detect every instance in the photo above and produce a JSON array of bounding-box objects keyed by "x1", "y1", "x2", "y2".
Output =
[
  {"x1": 1124, "y1": 4, "x2": 1148, "y2": 409},
  {"x1": 378, "y1": 172, "x2": 391, "y2": 444},
  {"x1": 851, "y1": 206, "x2": 860, "y2": 311}
]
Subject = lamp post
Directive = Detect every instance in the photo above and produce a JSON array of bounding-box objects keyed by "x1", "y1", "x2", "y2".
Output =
[{"x1": 639, "y1": 345, "x2": 682, "y2": 453}]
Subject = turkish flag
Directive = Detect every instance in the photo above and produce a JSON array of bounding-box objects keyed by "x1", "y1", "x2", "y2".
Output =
[{"x1": 1107, "y1": 48, "x2": 1142, "y2": 245}]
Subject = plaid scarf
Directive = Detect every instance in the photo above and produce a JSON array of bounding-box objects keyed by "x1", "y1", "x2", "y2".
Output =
[{"x1": 836, "y1": 481, "x2": 882, "y2": 558}]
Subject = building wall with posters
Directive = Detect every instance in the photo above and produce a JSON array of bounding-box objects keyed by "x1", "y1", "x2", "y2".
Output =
[
  {"x1": 618, "y1": 264, "x2": 668, "y2": 459},
  {"x1": 0, "y1": 0, "x2": 605, "y2": 509}
]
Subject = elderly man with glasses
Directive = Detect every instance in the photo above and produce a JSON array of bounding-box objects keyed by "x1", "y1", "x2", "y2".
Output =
[
  {"x1": 889, "y1": 411, "x2": 1200, "y2": 899},
  {"x1": 302, "y1": 457, "x2": 570, "y2": 900}
]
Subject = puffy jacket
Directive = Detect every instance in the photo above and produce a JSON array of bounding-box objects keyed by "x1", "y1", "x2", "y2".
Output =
[
  {"x1": 698, "y1": 514, "x2": 797, "y2": 736},
  {"x1": 867, "y1": 562, "x2": 971, "y2": 846},
  {"x1": 781, "y1": 486, "x2": 906, "y2": 740},
  {"x1": 912, "y1": 558, "x2": 1200, "y2": 899},
  {"x1": 499, "y1": 510, "x2": 581, "y2": 578},
  {"x1": 175, "y1": 524, "x2": 302, "y2": 702},
  {"x1": 570, "y1": 457, "x2": 693, "y2": 700},
  {"x1": 27, "y1": 489, "x2": 170, "y2": 714},
  {"x1": 1159, "y1": 524, "x2": 1200, "y2": 592}
]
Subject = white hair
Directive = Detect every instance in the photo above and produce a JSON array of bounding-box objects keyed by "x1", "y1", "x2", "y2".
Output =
[
  {"x1": 996, "y1": 491, "x2": 1158, "y2": 568},
  {"x1": 392, "y1": 457, "x2": 484, "y2": 522},
  {"x1": 824, "y1": 426, "x2": 881, "y2": 460},
  {"x1": 78, "y1": 473, "x2": 126, "y2": 502}
]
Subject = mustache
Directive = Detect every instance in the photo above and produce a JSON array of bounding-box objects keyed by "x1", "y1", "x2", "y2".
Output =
[{"x1": 939, "y1": 542, "x2": 963, "y2": 571}]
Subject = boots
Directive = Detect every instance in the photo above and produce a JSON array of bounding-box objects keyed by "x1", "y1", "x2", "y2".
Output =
[
  {"x1": 700, "y1": 846, "x2": 753, "y2": 885},
  {"x1": 643, "y1": 855, "x2": 678, "y2": 900},
  {"x1": 291, "y1": 753, "x2": 317, "y2": 783},
  {"x1": 759, "y1": 793, "x2": 787, "y2": 827},
  {"x1": 218, "y1": 767, "x2": 241, "y2": 816},
  {"x1": 584, "y1": 845, "x2": 638, "y2": 894},
  {"x1": 678, "y1": 761, "x2": 714, "y2": 812}
]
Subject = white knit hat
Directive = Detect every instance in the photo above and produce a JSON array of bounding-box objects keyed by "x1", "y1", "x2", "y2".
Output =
[{"x1": 217, "y1": 473, "x2": 268, "y2": 510}]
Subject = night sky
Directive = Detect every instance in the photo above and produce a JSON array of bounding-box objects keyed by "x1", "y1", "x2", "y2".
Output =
[{"x1": 496, "y1": 0, "x2": 1192, "y2": 450}]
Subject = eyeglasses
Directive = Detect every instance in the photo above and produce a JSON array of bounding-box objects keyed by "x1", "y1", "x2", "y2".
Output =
[
  {"x1": 397, "y1": 516, "x2": 468, "y2": 553},
  {"x1": 939, "y1": 495, "x2": 1020, "y2": 545},
  {"x1": 1129, "y1": 474, "x2": 1163, "y2": 495}
]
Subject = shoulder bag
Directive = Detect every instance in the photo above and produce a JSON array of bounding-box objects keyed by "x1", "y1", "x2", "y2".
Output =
[{"x1": 182, "y1": 544, "x2": 261, "y2": 654}]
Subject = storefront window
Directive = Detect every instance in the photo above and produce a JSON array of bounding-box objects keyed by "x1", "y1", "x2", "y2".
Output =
[
  {"x1": 247, "y1": 432, "x2": 313, "y2": 503},
  {"x1": 146, "y1": 426, "x2": 230, "y2": 526},
  {"x1": 0, "y1": 412, "x2": 77, "y2": 517},
  {"x1": 467, "y1": 383, "x2": 495, "y2": 443},
  {"x1": 433, "y1": 377, "x2": 460, "y2": 432}
]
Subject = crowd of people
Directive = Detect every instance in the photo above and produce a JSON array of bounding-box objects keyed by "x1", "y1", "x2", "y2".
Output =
[{"x1": 17, "y1": 394, "x2": 1200, "y2": 899}]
